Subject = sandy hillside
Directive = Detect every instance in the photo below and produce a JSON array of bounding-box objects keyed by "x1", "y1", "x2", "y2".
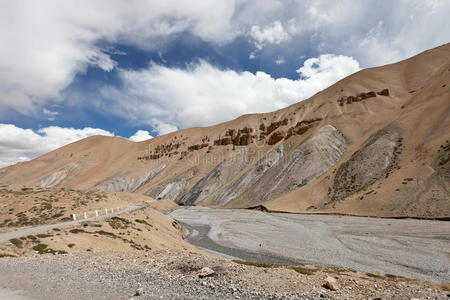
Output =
[
  {"x1": 0, "y1": 44, "x2": 449, "y2": 218},
  {"x1": 0, "y1": 192, "x2": 193, "y2": 257}
]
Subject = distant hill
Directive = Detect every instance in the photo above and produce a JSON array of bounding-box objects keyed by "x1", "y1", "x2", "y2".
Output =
[{"x1": 1, "y1": 44, "x2": 449, "y2": 218}]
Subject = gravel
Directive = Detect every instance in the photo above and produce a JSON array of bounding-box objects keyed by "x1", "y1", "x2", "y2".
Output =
[
  {"x1": 0, "y1": 250, "x2": 448, "y2": 300},
  {"x1": 169, "y1": 207, "x2": 450, "y2": 282}
]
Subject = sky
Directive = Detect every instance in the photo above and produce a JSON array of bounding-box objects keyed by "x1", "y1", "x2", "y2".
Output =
[{"x1": 0, "y1": 0, "x2": 449, "y2": 167}]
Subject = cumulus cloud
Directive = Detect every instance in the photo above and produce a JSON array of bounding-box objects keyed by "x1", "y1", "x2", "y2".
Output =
[
  {"x1": 250, "y1": 21, "x2": 292, "y2": 49},
  {"x1": 0, "y1": 0, "x2": 448, "y2": 121},
  {"x1": 129, "y1": 130, "x2": 154, "y2": 142},
  {"x1": 101, "y1": 54, "x2": 360, "y2": 129},
  {"x1": 0, "y1": 0, "x2": 238, "y2": 114},
  {"x1": 0, "y1": 124, "x2": 114, "y2": 168}
]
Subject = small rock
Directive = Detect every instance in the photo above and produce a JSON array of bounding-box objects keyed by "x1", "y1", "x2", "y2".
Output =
[
  {"x1": 202, "y1": 281, "x2": 207, "y2": 286},
  {"x1": 209, "y1": 283, "x2": 215, "y2": 289},
  {"x1": 323, "y1": 276, "x2": 339, "y2": 291},
  {"x1": 198, "y1": 267, "x2": 215, "y2": 278},
  {"x1": 134, "y1": 288, "x2": 144, "y2": 296}
]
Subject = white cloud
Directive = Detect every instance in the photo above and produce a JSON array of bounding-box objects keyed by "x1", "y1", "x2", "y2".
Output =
[
  {"x1": 275, "y1": 56, "x2": 285, "y2": 65},
  {"x1": 129, "y1": 130, "x2": 153, "y2": 142},
  {"x1": 0, "y1": 124, "x2": 114, "y2": 168},
  {"x1": 43, "y1": 109, "x2": 59, "y2": 116},
  {"x1": 150, "y1": 120, "x2": 178, "y2": 135},
  {"x1": 101, "y1": 54, "x2": 360, "y2": 129},
  {"x1": 0, "y1": 0, "x2": 448, "y2": 120},
  {"x1": 250, "y1": 21, "x2": 291, "y2": 49},
  {"x1": 43, "y1": 108, "x2": 59, "y2": 121},
  {"x1": 0, "y1": 0, "x2": 238, "y2": 115}
]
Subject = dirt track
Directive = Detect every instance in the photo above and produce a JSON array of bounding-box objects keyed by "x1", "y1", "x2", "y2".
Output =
[{"x1": 169, "y1": 207, "x2": 450, "y2": 282}]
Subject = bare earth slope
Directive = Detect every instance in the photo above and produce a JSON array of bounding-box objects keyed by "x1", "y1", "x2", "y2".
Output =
[{"x1": 1, "y1": 44, "x2": 449, "y2": 218}]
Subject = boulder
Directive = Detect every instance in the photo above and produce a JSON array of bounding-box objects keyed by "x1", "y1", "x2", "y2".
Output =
[
  {"x1": 198, "y1": 267, "x2": 215, "y2": 278},
  {"x1": 323, "y1": 276, "x2": 339, "y2": 291},
  {"x1": 134, "y1": 288, "x2": 144, "y2": 296}
]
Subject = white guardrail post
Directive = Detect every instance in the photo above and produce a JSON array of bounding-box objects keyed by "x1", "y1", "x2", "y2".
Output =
[{"x1": 71, "y1": 205, "x2": 129, "y2": 222}]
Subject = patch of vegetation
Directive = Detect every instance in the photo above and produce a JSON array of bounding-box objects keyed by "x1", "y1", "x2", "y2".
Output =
[
  {"x1": 232, "y1": 260, "x2": 317, "y2": 275},
  {"x1": 0, "y1": 253, "x2": 15, "y2": 258},
  {"x1": 52, "y1": 228, "x2": 61, "y2": 231},
  {"x1": 69, "y1": 229, "x2": 88, "y2": 234},
  {"x1": 107, "y1": 217, "x2": 131, "y2": 229},
  {"x1": 32, "y1": 243, "x2": 67, "y2": 255},
  {"x1": 135, "y1": 219, "x2": 152, "y2": 227},
  {"x1": 291, "y1": 266, "x2": 317, "y2": 275},
  {"x1": 9, "y1": 238, "x2": 23, "y2": 248},
  {"x1": 26, "y1": 235, "x2": 38, "y2": 241},
  {"x1": 366, "y1": 272, "x2": 384, "y2": 279},
  {"x1": 95, "y1": 230, "x2": 117, "y2": 238},
  {"x1": 32, "y1": 243, "x2": 48, "y2": 253},
  {"x1": 324, "y1": 267, "x2": 355, "y2": 275},
  {"x1": 36, "y1": 234, "x2": 53, "y2": 238},
  {"x1": 232, "y1": 260, "x2": 276, "y2": 268},
  {"x1": 67, "y1": 243, "x2": 75, "y2": 248}
]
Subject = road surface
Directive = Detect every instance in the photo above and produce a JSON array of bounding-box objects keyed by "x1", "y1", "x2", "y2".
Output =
[
  {"x1": 0, "y1": 204, "x2": 143, "y2": 243},
  {"x1": 169, "y1": 206, "x2": 450, "y2": 282}
]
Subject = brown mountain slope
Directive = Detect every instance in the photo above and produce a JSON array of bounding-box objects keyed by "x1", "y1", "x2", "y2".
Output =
[{"x1": 1, "y1": 44, "x2": 449, "y2": 218}]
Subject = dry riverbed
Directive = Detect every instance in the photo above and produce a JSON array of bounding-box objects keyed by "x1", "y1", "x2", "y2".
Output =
[{"x1": 169, "y1": 207, "x2": 450, "y2": 283}]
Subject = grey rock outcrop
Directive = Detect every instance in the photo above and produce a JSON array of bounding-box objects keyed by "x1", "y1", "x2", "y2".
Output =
[
  {"x1": 179, "y1": 149, "x2": 252, "y2": 205},
  {"x1": 330, "y1": 126, "x2": 401, "y2": 202},
  {"x1": 242, "y1": 125, "x2": 348, "y2": 205},
  {"x1": 39, "y1": 162, "x2": 80, "y2": 188},
  {"x1": 212, "y1": 144, "x2": 285, "y2": 205},
  {"x1": 145, "y1": 167, "x2": 198, "y2": 202},
  {"x1": 97, "y1": 164, "x2": 165, "y2": 192}
]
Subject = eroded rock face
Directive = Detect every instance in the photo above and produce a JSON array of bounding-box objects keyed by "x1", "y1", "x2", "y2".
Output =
[
  {"x1": 39, "y1": 162, "x2": 80, "y2": 188},
  {"x1": 157, "y1": 180, "x2": 190, "y2": 201},
  {"x1": 243, "y1": 125, "x2": 348, "y2": 205},
  {"x1": 178, "y1": 149, "x2": 252, "y2": 205},
  {"x1": 97, "y1": 164, "x2": 165, "y2": 192},
  {"x1": 330, "y1": 127, "x2": 402, "y2": 203},
  {"x1": 212, "y1": 145, "x2": 285, "y2": 206},
  {"x1": 146, "y1": 167, "x2": 198, "y2": 202}
]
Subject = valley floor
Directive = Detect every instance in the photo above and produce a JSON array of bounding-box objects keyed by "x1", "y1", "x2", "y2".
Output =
[{"x1": 169, "y1": 207, "x2": 450, "y2": 283}]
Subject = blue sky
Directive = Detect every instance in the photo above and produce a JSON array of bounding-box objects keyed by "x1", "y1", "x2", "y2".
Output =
[{"x1": 0, "y1": 0, "x2": 449, "y2": 167}]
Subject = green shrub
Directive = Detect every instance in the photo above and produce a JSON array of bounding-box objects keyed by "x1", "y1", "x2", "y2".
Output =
[
  {"x1": 9, "y1": 238, "x2": 23, "y2": 248},
  {"x1": 36, "y1": 234, "x2": 52, "y2": 238}
]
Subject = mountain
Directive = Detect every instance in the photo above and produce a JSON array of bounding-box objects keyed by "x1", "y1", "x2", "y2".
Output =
[{"x1": 1, "y1": 44, "x2": 449, "y2": 218}]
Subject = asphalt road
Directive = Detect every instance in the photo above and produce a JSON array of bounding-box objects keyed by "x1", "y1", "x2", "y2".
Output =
[
  {"x1": 169, "y1": 206, "x2": 450, "y2": 282},
  {"x1": 0, "y1": 204, "x2": 143, "y2": 243}
]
